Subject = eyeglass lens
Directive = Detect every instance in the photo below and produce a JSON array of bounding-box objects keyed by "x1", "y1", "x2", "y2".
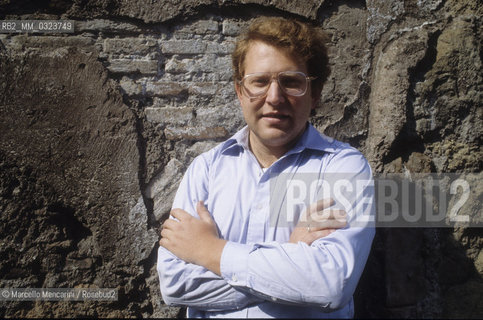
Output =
[{"x1": 242, "y1": 72, "x2": 308, "y2": 98}]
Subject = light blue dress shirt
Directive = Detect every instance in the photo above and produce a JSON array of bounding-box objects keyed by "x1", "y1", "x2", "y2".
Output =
[{"x1": 157, "y1": 124, "x2": 375, "y2": 318}]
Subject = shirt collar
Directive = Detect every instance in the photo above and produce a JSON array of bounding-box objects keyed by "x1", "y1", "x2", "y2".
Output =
[
  {"x1": 221, "y1": 123, "x2": 337, "y2": 155},
  {"x1": 289, "y1": 123, "x2": 338, "y2": 154}
]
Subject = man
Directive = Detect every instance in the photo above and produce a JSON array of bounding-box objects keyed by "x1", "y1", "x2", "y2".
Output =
[{"x1": 157, "y1": 17, "x2": 375, "y2": 318}]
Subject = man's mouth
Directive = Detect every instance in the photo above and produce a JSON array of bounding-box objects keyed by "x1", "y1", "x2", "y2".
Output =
[
  {"x1": 262, "y1": 113, "x2": 290, "y2": 119},
  {"x1": 261, "y1": 113, "x2": 291, "y2": 125}
]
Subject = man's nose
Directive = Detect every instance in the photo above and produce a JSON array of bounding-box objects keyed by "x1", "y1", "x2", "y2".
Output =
[{"x1": 265, "y1": 79, "x2": 285, "y2": 105}]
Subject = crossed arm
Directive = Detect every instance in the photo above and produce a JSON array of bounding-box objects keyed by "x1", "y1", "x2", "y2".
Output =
[
  {"x1": 157, "y1": 199, "x2": 354, "y2": 312},
  {"x1": 160, "y1": 199, "x2": 346, "y2": 276}
]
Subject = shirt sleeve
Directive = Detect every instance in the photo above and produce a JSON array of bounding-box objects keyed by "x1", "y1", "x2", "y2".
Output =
[
  {"x1": 156, "y1": 152, "x2": 264, "y2": 311},
  {"x1": 219, "y1": 148, "x2": 376, "y2": 311}
]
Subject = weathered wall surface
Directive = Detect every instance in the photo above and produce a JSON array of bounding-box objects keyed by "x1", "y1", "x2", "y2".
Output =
[{"x1": 0, "y1": 0, "x2": 481, "y2": 318}]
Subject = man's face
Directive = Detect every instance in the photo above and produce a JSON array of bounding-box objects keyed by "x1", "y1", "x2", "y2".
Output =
[{"x1": 235, "y1": 41, "x2": 317, "y2": 153}]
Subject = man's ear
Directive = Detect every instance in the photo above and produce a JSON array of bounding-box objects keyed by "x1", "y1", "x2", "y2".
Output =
[
  {"x1": 235, "y1": 81, "x2": 243, "y2": 101},
  {"x1": 311, "y1": 85, "x2": 323, "y2": 110},
  {"x1": 311, "y1": 96, "x2": 320, "y2": 110}
]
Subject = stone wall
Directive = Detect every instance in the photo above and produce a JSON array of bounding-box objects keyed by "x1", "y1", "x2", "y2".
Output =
[{"x1": 0, "y1": 0, "x2": 481, "y2": 318}]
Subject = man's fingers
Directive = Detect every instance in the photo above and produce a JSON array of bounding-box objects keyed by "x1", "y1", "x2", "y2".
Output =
[
  {"x1": 305, "y1": 208, "x2": 348, "y2": 232},
  {"x1": 309, "y1": 218, "x2": 347, "y2": 231},
  {"x1": 309, "y1": 229, "x2": 336, "y2": 241},
  {"x1": 170, "y1": 208, "x2": 193, "y2": 221},
  {"x1": 160, "y1": 218, "x2": 176, "y2": 231},
  {"x1": 308, "y1": 198, "x2": 336, "y2": 213},
  {"x1": 159, "y1": 229, "x2": 173, "y2": 246},
  {"x1": 310, "y1": 209, "x2": 347, "y2": 222},
  {"x1": 160, "y1": 226, "x2": 170, "y2": 238},
  {"x1": 165, "y1": 203, "x2": 214, "y2": 232},
  {"x1": 300, "y1": 198, "x2": 335, "y2": 223},
  {"x1": 196, "y1": 201, "x2": 213, "y2": 223}
]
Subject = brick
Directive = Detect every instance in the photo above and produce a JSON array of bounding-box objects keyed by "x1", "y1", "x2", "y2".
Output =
[
  {"x1": 164, "y1": 126, "x2": 228, "y2": 140},
  {"x1": 174, "y1": 20, "x2": 219, "y2": 35},
  {"x1": 206, "y1": 40, "x2": 236, "y2": 54},
  {"x1": 75, "y1": 19, "x2": 144, "y2": 33},
  {"x1": 222, "y1": 20, "x2": 249, "y2": 36},
  {"x1": 10, "y1": 35, "x2": 95, "y2": 50},
  {"x1": 107, "y1": 58, "x2": 158, "y2": 75},
  {"x1": 161, "y1": 39, "x2": 207, "y2": 54},
  {"x1": 103, "y1": 37, "x2": 158, "y2": 56},
  {"x1": 165, "y1": 56, "x2": 194, "y2": 73},
  {"x1": 165, "y1": 54, "x2": 232, "y2": 77},
  {"x1": 195, "y1": 105, "x2": 241, "y2": 127},
  {"x1": 145, "y1": 81, "x2": 186, "y2": 96},
  {"x1": 145, "y1": 106, "x2": 194, "y2": 125},
  {"x1": 188, "y1": 82, "x2": 219, "y2": 96}
]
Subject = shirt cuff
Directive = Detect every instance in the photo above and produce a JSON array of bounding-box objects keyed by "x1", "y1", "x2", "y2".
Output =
[{"x1": 220, "y1": 241, "x2": 252, "y2": 287}]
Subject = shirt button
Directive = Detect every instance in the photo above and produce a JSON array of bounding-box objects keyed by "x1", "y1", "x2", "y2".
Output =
[
  {"x1": 231, "y1": 275, "x2": 237, "y2": 282},
  {"x1": 256, "y1": 203, "x2": 263, "y2": 210}
]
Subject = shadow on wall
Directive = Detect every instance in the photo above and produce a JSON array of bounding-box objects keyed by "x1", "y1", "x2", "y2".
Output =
[{"x1": 355, "y1": 227, "x2": 483, "y2": 318}]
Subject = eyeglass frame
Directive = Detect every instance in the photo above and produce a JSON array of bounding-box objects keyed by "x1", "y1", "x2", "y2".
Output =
[{"x1": 237, "y1": 71, "x2": 317, "y2": 99}]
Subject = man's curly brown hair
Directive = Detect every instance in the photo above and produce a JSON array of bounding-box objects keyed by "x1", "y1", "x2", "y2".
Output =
[{"x1": 232, "y1": 17, "x2": 331, "y2": 98}]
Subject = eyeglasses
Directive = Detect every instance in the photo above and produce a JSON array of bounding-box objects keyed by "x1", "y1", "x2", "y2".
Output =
[{"x1": 238, "y1": 71, "x2": 316, "y2": 99}]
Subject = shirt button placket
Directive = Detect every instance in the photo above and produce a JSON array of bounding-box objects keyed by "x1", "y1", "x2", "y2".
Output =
[{"x1": 246, "y1": 177, "x2": 268, "y2": 243}]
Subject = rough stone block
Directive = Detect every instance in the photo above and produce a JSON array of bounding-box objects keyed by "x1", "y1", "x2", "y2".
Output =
[
  {"x1": 222, "y1": 20, "x2": 249, "y2": 36},
  {"x1": 195, "y1": 105, "x2": 244, "y2": 132},
  {"x1": 9, "y1": 35, "x2": 95, "y2": 51},
  {"x1": 367, "y1": 29, "x2": 428, "y2": 162},
  {"x1": 188, "y1": 82, "x2": 219, "y2": 96},
  {"x1": 161, "y1": 39, "x2": 207, "y2": 54},
  {"x1": 366, "y1": 0, "x2": 405, "y2": 43},
  {"x1": 174, "y1": 19, "x2": 219, "y2": 35},
  {"x1": 165, "y1": 56, "x2": 195, "y2": 73},
  {"x1": 184, "y1": 141, "x2": 219, "y2": 160},
  {"x1": 103, "y1": 37, "x2": 158, "y2": 56},
  {"x1": 75, "y1": 19, "x2": 144, "y2": 33},
  {"x1": 107, "y1": 58, "x2": 158, "y2": 75},
  {"x1": 417, "y1": 0, "x2": 443, "y2": 12},
  {"x1": 119, "y1": 76, "x2": 143, "y2": 96},
  {"x1": 145, "y1": 106, "x2": 194, "y2": 125},
  {"x1": 206, "y1": 40, "x2": 236, "y2": 54},
  {"x1": 145, "y1": 81, "x2": 186, "y2": 96},
  {"x1": 124, "y1": 197, "x2": 159, "y2": 261},
  {"x1": 165, "y1": 55, "x2": 232, "y2": 80},
  {"x1": 146, "y1": 158, "x2": 185, "y2": 222},
  {"x1": 164, "y1": 125, "x2": 228, "y2": 140}
]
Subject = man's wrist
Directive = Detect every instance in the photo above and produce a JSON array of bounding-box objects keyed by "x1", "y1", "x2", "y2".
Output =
[{"x1": 198, "y1": 238, "x2": 227, "y2": 276}]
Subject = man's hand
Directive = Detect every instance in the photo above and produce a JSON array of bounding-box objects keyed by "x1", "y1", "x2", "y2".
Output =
[
  {"x1": 289, "y1": 198, "x2": 347, "y2": 245},
  {"x1": 159, "y1": 201, "x2": 226, "y2": 275}
]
